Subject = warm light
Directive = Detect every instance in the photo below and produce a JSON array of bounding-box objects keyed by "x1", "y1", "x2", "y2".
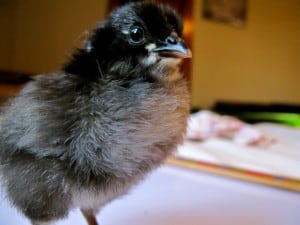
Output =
[{"x1": 183, "y1": 18, "x2": 193, "y2": 37}]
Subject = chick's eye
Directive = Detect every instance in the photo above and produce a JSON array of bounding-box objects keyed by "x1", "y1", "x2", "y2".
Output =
[{"x1": 129, "y1": 26, "x2": 145, "y2": 45}]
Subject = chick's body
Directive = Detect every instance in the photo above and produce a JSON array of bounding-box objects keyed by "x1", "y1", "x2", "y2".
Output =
[{"x1": 0, "y1": 2, "x2": 190, "y2": 225}]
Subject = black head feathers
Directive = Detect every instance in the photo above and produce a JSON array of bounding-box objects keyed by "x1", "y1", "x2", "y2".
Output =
[{"x1": 64, "y1": 1, "x2": 191, "y2": 80}]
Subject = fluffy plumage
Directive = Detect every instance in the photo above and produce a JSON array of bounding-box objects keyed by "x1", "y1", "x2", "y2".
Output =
[{"x1": 0, "y1": 2, "x2": 191, "y2": 225}]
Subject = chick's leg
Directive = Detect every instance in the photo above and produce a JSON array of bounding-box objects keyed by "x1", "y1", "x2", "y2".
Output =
[{"x1": 81, "y1": 209, "x2": 99, "y2": 225}]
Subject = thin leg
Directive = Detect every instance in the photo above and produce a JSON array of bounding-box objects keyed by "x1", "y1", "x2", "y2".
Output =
[{"x1": 81, "y1": 209, "x2": 99, "y2": 225}]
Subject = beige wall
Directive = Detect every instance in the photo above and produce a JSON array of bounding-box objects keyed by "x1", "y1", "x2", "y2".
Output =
[
  {"x1": 1, "y1": 0, "x2": 299, "y2": 107},
  {"x1": 191, "y1": 0, "x2": 300, "y2": 108},
  {"x1": 8, "y1": 0, "x2": 108, "y2": 74},
  {"x1": 0, "y1": 0, "x2": 17, "y2": 70}
]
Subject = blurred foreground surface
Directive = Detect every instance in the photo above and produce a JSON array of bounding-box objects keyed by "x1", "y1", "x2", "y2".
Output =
[{"x1": 1, "y1": 165, "x2": 300, "y2": 225}]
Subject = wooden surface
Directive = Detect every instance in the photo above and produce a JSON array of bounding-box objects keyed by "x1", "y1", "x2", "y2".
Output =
[
  {"x1": 168, "y1": 123, "x2": 300, "y2": 192},
  {"x1": 0, "y1": 84, "x2": 23, "y2": 97}
]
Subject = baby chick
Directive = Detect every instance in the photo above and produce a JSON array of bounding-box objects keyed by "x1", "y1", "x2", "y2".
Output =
[{"x1": 0, "y1": 2, "x2": 191, "y2": 225}]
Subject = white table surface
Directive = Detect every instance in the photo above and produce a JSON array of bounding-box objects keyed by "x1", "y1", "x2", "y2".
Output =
[{"x1": 1, "y1": 165, "x2": 299, "y2": 225}]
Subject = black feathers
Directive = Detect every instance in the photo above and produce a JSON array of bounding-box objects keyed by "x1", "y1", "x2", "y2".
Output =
[{"x1": 63, "y1": 2, "x2": 184, "y2": 80}]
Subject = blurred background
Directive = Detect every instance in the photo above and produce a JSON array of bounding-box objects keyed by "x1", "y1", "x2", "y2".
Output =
[
  {"x1": 0, "y1": 2, "x2": 300, "y2": 224},
  {"x1": 0, "y1": 0, "x2": 299, "y2": 109}
]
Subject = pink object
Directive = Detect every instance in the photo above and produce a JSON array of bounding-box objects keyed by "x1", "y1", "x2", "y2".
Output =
[{"x1": 186, "y1": 111, "x2": 275, "y2": 147}]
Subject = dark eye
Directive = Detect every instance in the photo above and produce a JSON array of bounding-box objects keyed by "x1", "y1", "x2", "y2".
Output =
[{"x1": 129, "y1": 26, "x2": 145, "y2": 45}]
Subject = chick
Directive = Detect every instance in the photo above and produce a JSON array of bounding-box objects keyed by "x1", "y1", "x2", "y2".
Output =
[{"x1": 0, "y1": 2, "x2": 191, "y2": 225}]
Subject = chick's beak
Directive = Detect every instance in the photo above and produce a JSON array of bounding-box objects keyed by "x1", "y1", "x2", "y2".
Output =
[{"x1": 153, "y1": 34, "x2": 192, "y2": 59}]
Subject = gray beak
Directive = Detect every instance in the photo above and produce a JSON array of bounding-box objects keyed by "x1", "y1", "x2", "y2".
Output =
[{"x1": 152, "y1": 34, "x2": 192, "y2": 59}]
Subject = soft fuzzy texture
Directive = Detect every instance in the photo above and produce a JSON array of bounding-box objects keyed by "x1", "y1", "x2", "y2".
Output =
[{"x1": 0, "y1": 2, "x2": 190, "y2": 224}]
